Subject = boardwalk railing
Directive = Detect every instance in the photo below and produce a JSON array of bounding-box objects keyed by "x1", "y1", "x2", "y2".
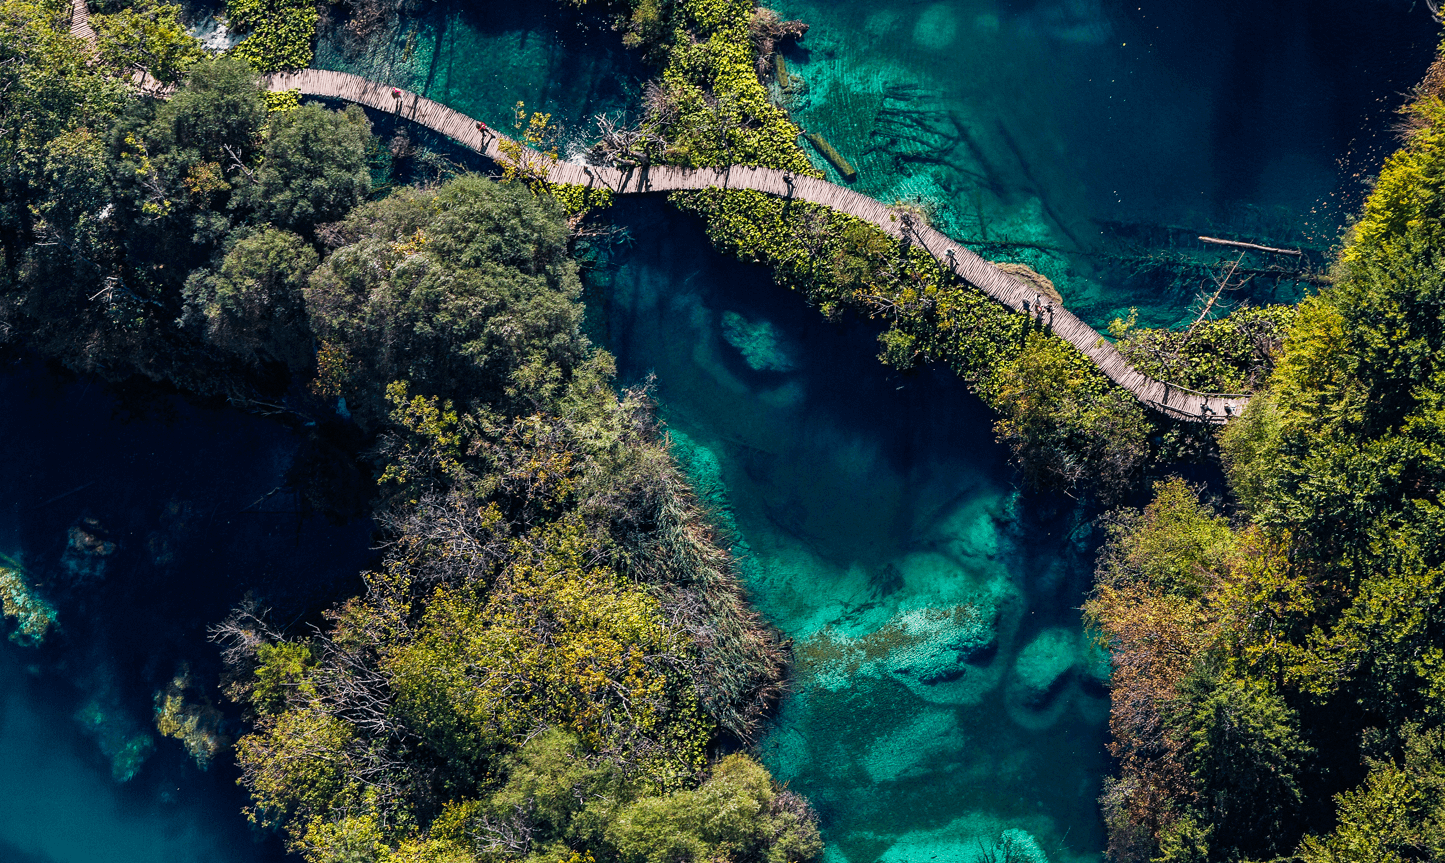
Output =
[
  {"x1": 262, "y1": 69, "x2": 1249, "y2": 424},
  {"x1": 61, "y1": 0, "x2": 1247, "y2": 423}
]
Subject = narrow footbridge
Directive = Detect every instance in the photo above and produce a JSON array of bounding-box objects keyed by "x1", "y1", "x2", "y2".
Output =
[
  {"x1": 64, "y1": 0, "x2": 1247, "y2": 426},
  {"x1": 265, "y1": 70, "x2": 1248, "y2": 424}
]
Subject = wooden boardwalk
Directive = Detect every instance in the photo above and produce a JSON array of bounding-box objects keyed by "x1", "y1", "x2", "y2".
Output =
[
  {"x1": 69, "y1": 0, "x2": 95, "y2": 44},
  {"x1": 56, "y1": 11, "x2": 1249, "y2": 424},
  {"x1": 270, "y1": 67, "x2": 1248, "y2": 421}
]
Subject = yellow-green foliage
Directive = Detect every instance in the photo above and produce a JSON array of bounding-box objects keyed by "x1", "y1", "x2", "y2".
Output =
[
  {"x1": 1345, "y1": 96, "x2": 1445, "y2": 264},
  {"x1": 91, "y1": 0, "x2": 204, "y2": 85},
  {"x1": 154, "y1": 666, "x2": 227, "y2": 769},
  {"x1": 551, "y1": 183, "x2": 615, "y2": 220},
  {"x1": 263, "y1": 88, "x2": 302, "y2": 112},
  {"x1": 386, "y1": 516, "x2": 711, "y2": 783},
  {"x1": 1115, "y1": 303, "x2": 1297, "y2": 394},
  {"x1": 592, "y1": 0, "x2": 814, "y2": 171},
  {"x1": 377, "y1": 380, "x2": 465, "y2": 494},
  {"x1": 227, "y1": 0, "x2": 317, "y2": 73}
]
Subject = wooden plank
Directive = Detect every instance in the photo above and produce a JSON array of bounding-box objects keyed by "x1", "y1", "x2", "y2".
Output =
[{"x1": 248, "y1": 68, "x2": 1253, "y2": 424}]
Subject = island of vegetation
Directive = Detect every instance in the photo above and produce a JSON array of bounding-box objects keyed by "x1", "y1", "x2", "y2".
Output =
[{"x1": 3, "y1": 0, "x2": 1444, "y2": 861}]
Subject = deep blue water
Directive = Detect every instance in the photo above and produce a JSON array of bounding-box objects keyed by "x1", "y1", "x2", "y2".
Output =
[{"x1": 0, "y1": 360, "x2": 372, "y2": 862}]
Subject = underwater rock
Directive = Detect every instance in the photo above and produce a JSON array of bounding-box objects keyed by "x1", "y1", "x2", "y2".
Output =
[
  {"x1": 187, "y1": 15, "x2": 242, "y2": 50},
  {"x1": 795, "y1": 552, "x2": 1022, "y2": 705},
  {"x1": 1011, "y1": 627, "x2": 1078, "y2": 707},
  {"x1": 0, "y1": 555, "x2": 57, "y2": 646},
  {"x1": 886, "y1": 603, "x2": 997, "y2": 685},
  {"x1": 154, "y1": 665, "x2": 227, "y2": 770},
  {"x1": 913, "y1": 4, "x2": 959, "y2": 50},
  {"x1": 68, "y1": 518, "x2": 117, "y2": 557},
  {"x1": 63, "y1": 516, "x2": 117, "y2": 582},
  {"x1": 878, "y1": 816, "x2": 1053, "y2": 863},
  {"x1": 75, "y1": 697, "x2": 155, "y2": 782},
  {"x1": 933, "y1": 498, "x2": 1003, "y2": 562},
  {"x1": 720, "y1": 311, "x2": 798, "y2": 372},
  {"x1": 993, "y1": 829, "x2": 1050, "y2": 863}
]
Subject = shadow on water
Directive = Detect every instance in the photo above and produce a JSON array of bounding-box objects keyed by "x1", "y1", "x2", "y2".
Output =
[
  {"x1": 588, "y1": 197, "x2": 1111, "y2": 862},
  {"x1": 0, "y1": 357, "x2": 375, "y2": 863}
]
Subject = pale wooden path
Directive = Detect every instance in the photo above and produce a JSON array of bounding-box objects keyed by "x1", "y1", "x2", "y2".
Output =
[
  {"x1": 59, "y1": 0, "x2": 1246, "y2": 424},
  {"x1": 263, "y1": 70, "x2": 1247, "y2": 423}
]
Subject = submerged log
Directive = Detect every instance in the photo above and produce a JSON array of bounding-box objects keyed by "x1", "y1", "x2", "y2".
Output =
[
  {"x1": 1198, "y1": 235, "x2": 1303, "y2": 256},
  {"x1": 805, "y1": 132, "x2": 857, "y2": 182}
]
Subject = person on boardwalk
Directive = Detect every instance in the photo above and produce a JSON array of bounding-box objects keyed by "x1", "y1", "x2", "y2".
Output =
[{"x1": 252, "y1": 68, "x2": 1249, "y2": 425}]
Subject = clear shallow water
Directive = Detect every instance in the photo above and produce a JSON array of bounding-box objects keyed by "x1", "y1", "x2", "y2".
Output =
[
  {"x1": 588, "y1": 200, "x2": 1110, "y2": 862},
  {"x1": 318, "y1": 2, "x2": 1440, "y2": 860},
  {"x1": 316, "y1": 0, "x2": 646, "y2": 141},
  {"x1": 770, "y1": 0, "x2": 1438, "y2": 327},
  {"x1": 0, "y1": 360, "x2": 371, "y2": 863},
  {"x1": 321, "y1": 0, "x2": 1439, "y2": 329}
]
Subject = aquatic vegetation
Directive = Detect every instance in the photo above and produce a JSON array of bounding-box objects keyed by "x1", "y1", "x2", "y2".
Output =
[
  {"x1": 75, "y1": 698, "x2": 156, "y2": 783},
  {"x1": 0, "y1": 554, "x2": 57, "y2": 646},
  {"x1": 154, "y1": 666, "x2": 227, "y2": 769},
  {"x1": 720, "y1": 311, "x2": 797, "y2": 372},
  {"x1": 226, "y1": 0, "x2": 317, "y2": 73}
]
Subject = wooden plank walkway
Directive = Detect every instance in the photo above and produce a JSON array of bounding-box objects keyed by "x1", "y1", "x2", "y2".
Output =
[
  {"x1": 69, "y1": 0, "x2": 95, "y2": 44},
  {"x1": 262, "y1": 70, "x2": 1249, "y2": 423},
  {"x1": 56, "y1": 22, "x2": 1251, "y2": 424}
]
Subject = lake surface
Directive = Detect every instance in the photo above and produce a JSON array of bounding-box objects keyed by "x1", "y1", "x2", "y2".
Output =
[
  {"x1": 11, "y1": 0, "x2": 1435, "y2": 860},
  {"x1": 0, "y1": 360, "x2": 372, "y2": 863},
  {"x1": 589, "y1": 198, "x2": 1110, "y2": 862},
  {"x1": 324, "y1": 1, "x2": 1438, "y2": 861}
]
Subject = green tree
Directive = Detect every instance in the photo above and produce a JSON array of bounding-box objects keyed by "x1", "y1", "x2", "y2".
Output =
[
  {"x1": 92, "y1": 0, "x2": 203, "y2": 85},
  {"x1": 1179, "y1": 674, "x2": 1313, "y2": 858},
  {"x1": 181, "y1": 227, "x2": 318, "y2": 371},
  {"x1": 235, "y1": 103, "x2": 370, "y2": 233},
  {"x1": 304, "y1": 175, "x2": 586, "y2": 423},
  {"x1": 607, "y1": 753, "x2": 822, "y2": 863},
  {"x1": 1301, "y1": 726, "x2": 1445, "y2": 863},
  {"x1": 145, "y1": 56, "x2": 267, "y2": 165}
]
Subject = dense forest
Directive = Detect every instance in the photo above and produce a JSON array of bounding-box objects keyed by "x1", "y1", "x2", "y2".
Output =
[
  {"x1": 6, "y1": 0, "x2": 1445, "y2": 860},
  {"x1": 0, "y1": 1, "x2": 820, "y2": 861},
  {"x1": 1085, "y1": 47, "x2": 1445, "y2": 863}
]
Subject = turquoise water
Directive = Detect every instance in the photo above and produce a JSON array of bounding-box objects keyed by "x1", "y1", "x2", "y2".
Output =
[
  {"x1": 589, "y1": 200, "x2": 1109, "y2": 861},
  {"x1": 317, "y1": 2, "x2": 1439, "y2": 861},
  {"x1": 316, "y1": 1, "x2": 646, "y2": 142},
  {"x1": 0, "y1": 362, "x2": 371, "y2": 863},
  {"x1": 768, "y1": 0, "x2": 1438, "y2": 327}
]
